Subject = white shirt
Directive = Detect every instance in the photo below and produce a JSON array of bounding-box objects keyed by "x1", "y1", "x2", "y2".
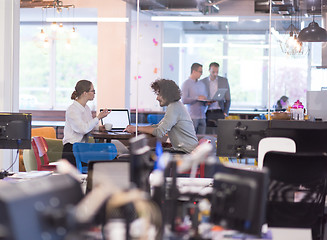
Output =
[
  {"x1": 63, "y1": 100, "x2": 99, "y2": 145},
  {"x1": 208, "y1": 77, "x2": 220, "y2": 110}
]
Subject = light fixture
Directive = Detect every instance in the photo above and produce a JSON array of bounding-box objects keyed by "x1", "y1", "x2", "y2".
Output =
[
  {"x1": 45, "y1": 17, "x2": 129, "y2": 23},
  {"x1": 151, "y1": 16, "x2": 239, "y2": 22},
  {"x1": 278, "y1": 15, "x2": 307, "y2": 56},
  {"x1": 37, "y1": 0, "x2": 77, "y2": 50},
  {"x1": 298, "y1": 1, "x2": 327, "y2": 42},
  {"x1": 43, "y1": 0, "x2": 76, "y2": 32},
  {"x1": 38, "y1": 29, "x2": 46, "y2": 41},
  {"x1": 298, "y1": 19, "x2": 327, "y2": 42}
]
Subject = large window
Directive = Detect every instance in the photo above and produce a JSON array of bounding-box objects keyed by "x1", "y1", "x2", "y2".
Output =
[
  {"x1": 20, "y1": 9, "x2": 97, "y2": 110},
  {"x1": 162, "y1": 18, "x2": 323, "y2": 111}
]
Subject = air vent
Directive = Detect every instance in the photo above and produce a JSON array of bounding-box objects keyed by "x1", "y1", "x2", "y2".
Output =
[{"x1": 255, "y1": 0, "x2": 299, "y2": 15}]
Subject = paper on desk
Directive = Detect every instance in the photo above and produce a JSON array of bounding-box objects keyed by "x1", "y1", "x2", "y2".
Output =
[{"x1": 9, "y1": 171, "x2": 53, "y2": 179}]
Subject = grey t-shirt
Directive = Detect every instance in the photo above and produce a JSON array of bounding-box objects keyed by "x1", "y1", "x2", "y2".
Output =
[{"x1": 152, "y1": 101, "x2": 198, "y2": 153}]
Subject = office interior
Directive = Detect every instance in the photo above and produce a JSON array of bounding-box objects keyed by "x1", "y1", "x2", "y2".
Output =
[
  {"x1": 2, "y1": 0, "x2": 327, "y2": 167},
  {"x1": 1, "y1": 0, "x2": 327, "y2": 239}
]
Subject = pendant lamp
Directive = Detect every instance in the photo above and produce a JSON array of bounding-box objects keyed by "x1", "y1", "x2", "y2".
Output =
[{"x1": 298, "y1": 19, "x2": 327, "y2": 42}]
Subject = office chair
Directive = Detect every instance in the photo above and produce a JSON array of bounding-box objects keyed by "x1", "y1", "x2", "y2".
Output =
[
  {"x1": 73, "y1": 143, "x2": 118, "y2": 173},
  {"x1": 257, "y1": 137, "x2": 296, "y2": 169},
  {"x1": 176, "y1": 138, "x2": 211, "y2": 178},
  {"x1": 20, "y1": 127, "x2": 57, "y2": 172},
  {"x1": 263, "y1": 151, "x2": 327, "y2": 240},
  {"x1": 147, "y1": 114, "x2": 164, "y2": 125},
  {"x1": 31, "y1": 136, "x2": 57, "y2": 171}
]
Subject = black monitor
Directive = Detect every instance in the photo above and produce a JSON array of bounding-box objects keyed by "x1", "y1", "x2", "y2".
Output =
[
  {"x1": 266, "y1": 120, "x2": 327, "y2": 153},
  {"x1": 210, "y1": 164, "x2": 269, "y2": 237},
  {"x1": 0, "y1": 174, "x2": 83, "y2": 240},
  {"x1": 217, "y1": 120, "x2": 269, "y2": 158},
  {"x1": 0, "y1": 113, "x2": 31, "y2": 149}
]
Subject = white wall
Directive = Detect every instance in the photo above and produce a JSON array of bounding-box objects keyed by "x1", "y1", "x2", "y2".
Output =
[{"x1": 0, "y1": 0, "x2": 20, "y2": 171}]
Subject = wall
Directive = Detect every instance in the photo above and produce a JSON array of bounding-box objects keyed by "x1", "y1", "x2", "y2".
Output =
[{"x1": 67, "y1": 0, "x2": 127, "y2": 111}]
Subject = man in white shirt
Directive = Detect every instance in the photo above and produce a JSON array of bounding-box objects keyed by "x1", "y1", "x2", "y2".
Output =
[{"x1": 201, "y1": 62, "x2": 231, "y2": 134}]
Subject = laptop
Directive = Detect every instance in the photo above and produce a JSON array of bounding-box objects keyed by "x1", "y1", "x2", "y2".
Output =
[
  {"x1": 208, "y1": 88, "x2": 228, "y2": 101},
  {"x1": 199, "y1": 88, "x2": 228, "y2": 102},
  {"x1": 100, "y1": 109, "x2": 131, "y2": 132}
]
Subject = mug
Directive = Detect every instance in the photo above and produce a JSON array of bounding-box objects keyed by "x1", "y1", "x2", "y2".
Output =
[{"x1": 104, "y1": 123, "x2": 113, "y2": 131}]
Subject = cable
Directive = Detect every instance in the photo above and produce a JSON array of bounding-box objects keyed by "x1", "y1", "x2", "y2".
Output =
[
  {"x1": 5, "y1": 139, "x2": 21, "y2": 172},
  {"x1": 0, "y1": 140, "x2": 21, "y2": 179},
  {"x1": 5, "y1": 149, "x2": 19, "y2": 173}
]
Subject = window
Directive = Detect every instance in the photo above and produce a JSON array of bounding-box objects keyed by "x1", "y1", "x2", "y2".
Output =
[
  {"x1": 20, "y1": 9, "x2": 97, "y2": 110},
  {"x1": 162, "y1": 18, "x2": 318, "y2": 111}
]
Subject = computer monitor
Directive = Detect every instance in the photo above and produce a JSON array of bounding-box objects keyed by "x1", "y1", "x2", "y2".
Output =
[
  {"x1": 306, "y1": 90, "x2": 327, "y2": 121},
  {"x1": 86, "y1": 160, "x2": 131, "y2": 193},
  {"x1": 0, "y1": 113, "x2": 31, "y2": 149},
  {"x1": 266, "y1": 120, "x2": 327, "y2": 153},
  {"x1": 0, "y1": 174, "x2": 83, "y2": 240},
  {"x1": 210, "y1": 164, "x2": 269, "y2": 237},
  {"x1": 217, "y1": 120, "x2": 269, "y2": 158}
]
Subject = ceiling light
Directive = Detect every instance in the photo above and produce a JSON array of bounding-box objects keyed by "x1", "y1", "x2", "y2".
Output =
[
  {"x1": 298, "y1": 20, "x2": 327, "y2": 42},
  {"x1": 151, "y1": 16, "x2": 239, "y2": 22},
  {"x1": 46, "y1": 17, "x2": 129, "y2": 23}
]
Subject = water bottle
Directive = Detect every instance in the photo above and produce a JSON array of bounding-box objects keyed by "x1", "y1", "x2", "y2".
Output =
[
  {"x1": 291, "y1": 101, "x2": 298, "y2": 120},
  {"x1": 298, "y1": 101, "x2": 304, "y2": 120}
]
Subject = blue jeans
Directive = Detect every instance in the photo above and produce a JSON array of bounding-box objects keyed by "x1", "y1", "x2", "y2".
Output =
[{"x1": 192, "y1": 118, "x2": 206, "y2": 135}]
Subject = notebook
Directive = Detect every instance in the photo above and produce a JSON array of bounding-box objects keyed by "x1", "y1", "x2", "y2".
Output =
[{"x1": 100, "y1": 109, "x2": 130, "y2": 132}]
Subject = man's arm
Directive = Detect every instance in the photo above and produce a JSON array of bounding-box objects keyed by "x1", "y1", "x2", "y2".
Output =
[{"x1": 124, "y1": 125, "x2": 155, "y2": 135}]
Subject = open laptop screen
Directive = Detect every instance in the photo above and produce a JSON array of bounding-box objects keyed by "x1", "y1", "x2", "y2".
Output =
[{"x1": 100, "y1": 109, "x2": 130, "y2": 130}]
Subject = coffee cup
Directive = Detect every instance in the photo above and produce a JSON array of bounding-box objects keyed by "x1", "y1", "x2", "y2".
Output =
[{"x1": 104, "y1": 123, "x2": 113, "y2": 131}]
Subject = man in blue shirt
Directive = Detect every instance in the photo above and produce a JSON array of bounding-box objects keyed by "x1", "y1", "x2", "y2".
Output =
[{"x1": 181, "y1": 63, "x2": 208, "y2": 134}]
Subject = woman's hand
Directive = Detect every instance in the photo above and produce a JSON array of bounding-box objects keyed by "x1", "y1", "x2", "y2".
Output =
[
  {"x1": 97, "y1": 108, "x2": 111, "y2": 120},
  {"x1": 99, "y1": 125, "x2": 106, "y2": 132}
]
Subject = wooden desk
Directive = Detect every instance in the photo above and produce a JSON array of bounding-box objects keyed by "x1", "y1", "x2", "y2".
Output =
[
  {"x1": 91, "y1": 131, "x2": 133, "y2": 143},
  {"x1": 91, "y1": 131, "x2": 165, "y2": 150}
]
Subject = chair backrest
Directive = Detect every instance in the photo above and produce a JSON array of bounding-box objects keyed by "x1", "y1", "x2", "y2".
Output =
[
  {"x1": 20, "y1": 127, "x2": 57, "y2": 172},
  {"x1": 31, "y1": 136, "x2": 50, "y2": 170},
  {"x1": 73, "y1": 143, "x2": 118, "y2": 173},
  {"x1": 257, "y1": 137, "x2": 296, "y2": 169},
  {"x1": 147, "y1": 114, "x2": 164, "y2": 125},
  {"x1": 263, "y1": 151, "x2": 327, "y2": 240},
  {"x1": 31, "y1": 127, "x2": 56, "y2": 139}
]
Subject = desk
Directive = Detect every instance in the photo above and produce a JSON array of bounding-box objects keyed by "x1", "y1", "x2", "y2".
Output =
[{"x1": 91, "y1": 130, "x2": 133, "y2": 143}]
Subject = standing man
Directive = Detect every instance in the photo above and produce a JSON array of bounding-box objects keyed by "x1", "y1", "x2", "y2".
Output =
[
  {"x1": 125, "y1": 79, "x2": 198, "y2": 154},
  {"x1": 201, "y1": 62, "x2": 231, "y2": 134},
  {"x1": 181, "y1": 63, "x2": 208, "y2": 135}
]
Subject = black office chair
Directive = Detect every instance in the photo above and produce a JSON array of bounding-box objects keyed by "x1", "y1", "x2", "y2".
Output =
[{"x1": 263, "y1": 151, "x2": 327, "y2": 240}]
